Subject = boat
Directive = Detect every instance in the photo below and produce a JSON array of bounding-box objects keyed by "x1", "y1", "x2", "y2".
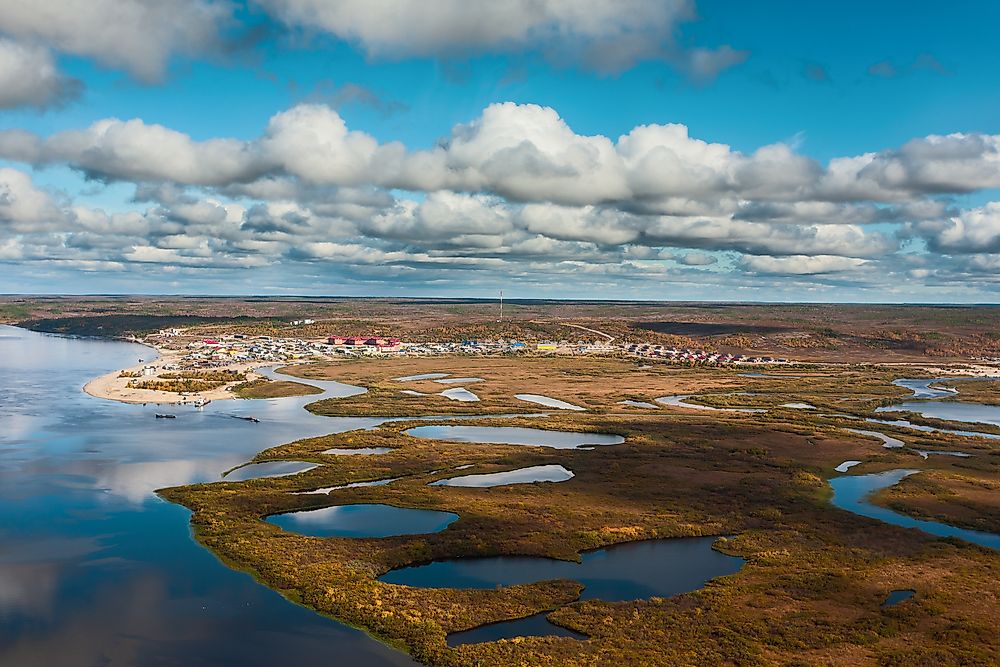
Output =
[
  {"x1": 234, "y1": 415, "x2": 260, "y2": 423},
  {"x1": 191, "y1": 398, "x2": 211, "y2": 408},
  {"x1": 155, "y1": 414, "x2": 176, "y2": 419}
]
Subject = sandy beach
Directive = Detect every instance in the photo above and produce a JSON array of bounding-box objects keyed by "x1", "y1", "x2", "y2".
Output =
[{"x1": 83, "y1": 346, "x2": 272, "y2": 405}]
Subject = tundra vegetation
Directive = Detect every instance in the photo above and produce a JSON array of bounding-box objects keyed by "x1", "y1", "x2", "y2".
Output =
[{"x1": 160, "y1": 356, "x2": 1000, "y2": 666}]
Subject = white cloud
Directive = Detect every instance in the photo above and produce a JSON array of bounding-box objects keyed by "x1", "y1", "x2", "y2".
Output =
[
  {"x1": 920, "y1": 202, "x2": 1000, "y2": 253},
  {"x1": 742, "y1": 255, "x2": 869, "y2": 275},
  {"x1": 256, "y1": 0, "x2": 739, "y2": 76},
  {"x1": 0, "y1": 0, "x2": 232, "y2": 82},
  {"x1": 0, "y1": 38, "x2": 80, "y2": 109}
]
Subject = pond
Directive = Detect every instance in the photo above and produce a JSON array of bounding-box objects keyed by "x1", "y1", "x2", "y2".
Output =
[
  {"x1": 829, "y1": 470, "x2": 1000, "y2": 550},
  {"x1": 293, "y1": 478, "x2": 400, "y2": 495},
  {"x1": 618, "y1": 400, "x2": 659, "y2": 409},
  {"x1": 440, "y1": 387, "x2": 480, "y2": 402},
  {"x1": 404, "y1": 425, "x2": 625, "y2": 449},
  {"x1": 224, "y1": 460, "x2": 319, "y2": 481},
  {"x1": 323, "y1": 447, "x2": 394, "y2": 456},
  {"x1": 435, "y1": 377, "x2": 484, "y2": 384},
  {"x1": 267, "y1": 504, "x2": 459, "y2": 538},
  {"x1": 393, "y1": 373, "x2": 449, "y2": 381},
  {"x1": 845, "y1": 428, "x2": 904, "y2": 449},
  {"x1": 655, "y1": 395, "x2": 767, "y2": 413},
  {"x1": 882, "y1": 589, "x2": 915, "y2": 607},
  {"x1": 514, "y1": 394, "x2": 586, "y2": 411},
  {"x1": 380, "y1": 537, "x2": 744, "y2": 643},
  {"x1": 430, "y1": 465, "x2": 574, "y2": 487}
]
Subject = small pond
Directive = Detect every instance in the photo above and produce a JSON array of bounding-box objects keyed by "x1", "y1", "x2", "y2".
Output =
[
  {"x1": 380, "y1": 537, "x2": 744, "y2": 643},
  {"x1": 435, "y1": 377, "x2": 484, "y2": 384},
  {"x1": 845, "y1": 428, "x2": 904, "y2": 449},
  {"x1": 267, "y1": 504, "x2": 459, "y2": 538},
  {"x1": 394, "y1": 373, "x2": 450, "y2": 381},
  {"x1": 834, "y1": 460, "x2": 861, "y2": 473},
  {"x1": 323, "y1": 447, "x2": 394, "y2": 456},
  {"x1": 618, "y1": 400, "x2": 659, "y2": 409},
  {"x1": 224, "y1": 461, "x2": 319, "y2": 481},
  {"x1": 404, "y1": 425, "x2": 624, "y2": 449},
  {"x1": 829, "y1": 470, "x2": 1000, "y2": 550},
  {"x1": 882, "y1": 589, "x2": 915, "y2": 607},
  {"x1": 430, "y1": 465, "x2": 574, "y2": 487},
  {"x1": 294, "y1": 478, "x2": 399, "y2": 495},
  {"x1": 514, "y1": 394, "x2": 585, "y2": 411},
  {"x1": 655, "y1": 395, "x2": 767, "y2": 413},
  {"x1": 440, "y1": 387, "x2": 480, "y2": 402}
]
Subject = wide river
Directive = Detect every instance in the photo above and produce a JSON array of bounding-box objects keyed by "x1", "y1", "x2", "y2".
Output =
[{"x1": 0, "y1": 325, "x2": 417, "y2": 666}]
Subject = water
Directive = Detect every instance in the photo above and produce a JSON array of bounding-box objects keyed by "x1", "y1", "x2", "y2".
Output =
[
  {"x1": 655, "y1": 395, "x2": 767, "y2": 413},
  {"x1": 380, "y1": 537, "x2": 744, "y2": 642},
  {"x1": 865, "y1": 417, "x2": 1000, "y2": 440},
  {"x1": 266, "y1": 504, "x2": 459, "y2": 538},
  {"x1": 429, "y1": 465, "x2": 574, "y2": 487},
  {"x1": 440, "y1": 387, "x2": 480, "y2": 402},
  {"x1": 780, "y1": 402, "x2": 816, "y2": 410},
  {"x1": 834, "y1": 460, "x2": 861, "y2": 473},
  {"x1": 0, "y1": 325, "x2": 417, "y2": 666},
  {"x1": 876, "y1": 401, "x2": 1000, "y2": 428},
  {"x1": 435, "y1": 377, "x2": 483, "y2": 384},
  {"x1": 876, "y1": 377, "x2": 1000, "y2": 429},
  {"x1": 322, "y1": 447, "x2": 394, "y2": 455},
  {"x1": 892, "y1": 378, "x2": 958, "y2": 400},
  {"x1": 404, "y1": 425, "x2": 625, "y2": 449},
  {"x1": 223, "y1": 460, "x2": 319, "y2": 481},
  {"x1": 829, "y1": 470, "x2": 1000, "y2": 550},
  {"x1": 293, "y1": 477, "x2": 400, "y2": 495},
  {"x1": 618, "y1": 400, "x2": 659, "y2": 409},
  {"x1": 394, "y1": 373, "x2": 449, "y2": 381},
  {"x1": 446, "y1": 611, "x2": 586, "y2": 646},
  {"x1": 882, "y1": 589, "x2": 915, "y2": 607},
  {"x1": 514, "y1": 394, "x2": 585, "y2": 411},
  {"x1": 845, "y1": 428, "x2": 904, "y2": 449}
]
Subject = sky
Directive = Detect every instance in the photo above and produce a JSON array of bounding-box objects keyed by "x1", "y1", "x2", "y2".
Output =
[{"x1": 0, "y1": 1, "x2": 999, "y2": 302}]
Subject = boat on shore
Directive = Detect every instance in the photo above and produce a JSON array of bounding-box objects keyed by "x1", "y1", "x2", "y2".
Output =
[{"x1": 155, "y1": 413, "x2": 176, "y2": 419}]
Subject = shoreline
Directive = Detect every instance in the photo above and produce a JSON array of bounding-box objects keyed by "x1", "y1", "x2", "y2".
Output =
[{"x1": 82, "y1": 343, "x2": 274, "y2": 406}]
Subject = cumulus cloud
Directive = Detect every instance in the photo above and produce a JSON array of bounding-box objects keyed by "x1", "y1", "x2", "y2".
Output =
[
  {"x1": 917, "y1": 202, "x2": 1000, "y2": 253},
  {"x1": 4, "y1": 100, "x2": 1000, "y2": 296},
  {"x1": 0, "y1": 0, "x2": 233, "y2": 82},
  {"x1": 256, "y1": 0, "x2": 745, "y2": 77},
  {"x1": 0, "y1": 38, "x2": 80, "y2": 109},
  {"x1": 742, "y1": 255, "x2": 869, "y2": 275}
]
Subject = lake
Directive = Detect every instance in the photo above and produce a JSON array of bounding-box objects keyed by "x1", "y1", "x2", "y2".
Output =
[
  {"x1": 267, "y1": 503, "x2": 459, "y2": 538},
  {"x1": 0, "y1": 325, "x2": 417, "y2": 666},
  {"x1": 380, "y1": 537, "x2": 744, "y2": 644}
]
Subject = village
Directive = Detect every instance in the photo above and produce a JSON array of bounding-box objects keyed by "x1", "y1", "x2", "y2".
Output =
[{"x1": 145, "y1": 327, "x2": 791, "y2": 372}]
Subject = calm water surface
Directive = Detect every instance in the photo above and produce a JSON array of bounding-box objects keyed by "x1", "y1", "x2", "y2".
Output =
[
  {"x1": 381, "y1": 537, "x2": 743, "y2": 643},
  {"x1": 0, "y1": 325, "x2": 416, "y2": 666},
  {"x1": 404, "y1": 425, "x2": 624, "y2": 449},
  {"x1": 267, "y1": 504, "x2": 459, "y2": 538},
  {"x1": 829, "y1": 469, "x2": 1000, "y2": 550}
]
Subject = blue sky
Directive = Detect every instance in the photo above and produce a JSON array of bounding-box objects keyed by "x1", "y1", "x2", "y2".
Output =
[{"x1": 1, "y1": 0, "x2": 999, "y2": 301}]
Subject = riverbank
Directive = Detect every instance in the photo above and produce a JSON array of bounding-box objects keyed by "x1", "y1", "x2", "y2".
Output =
[{"x1": 82, "y1": 345, "x2": 272, "y2": 405}]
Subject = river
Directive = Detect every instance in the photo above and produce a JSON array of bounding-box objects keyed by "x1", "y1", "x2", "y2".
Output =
[{"x1": 0, "y1": 325, "x2": 416, "y2": 666}]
